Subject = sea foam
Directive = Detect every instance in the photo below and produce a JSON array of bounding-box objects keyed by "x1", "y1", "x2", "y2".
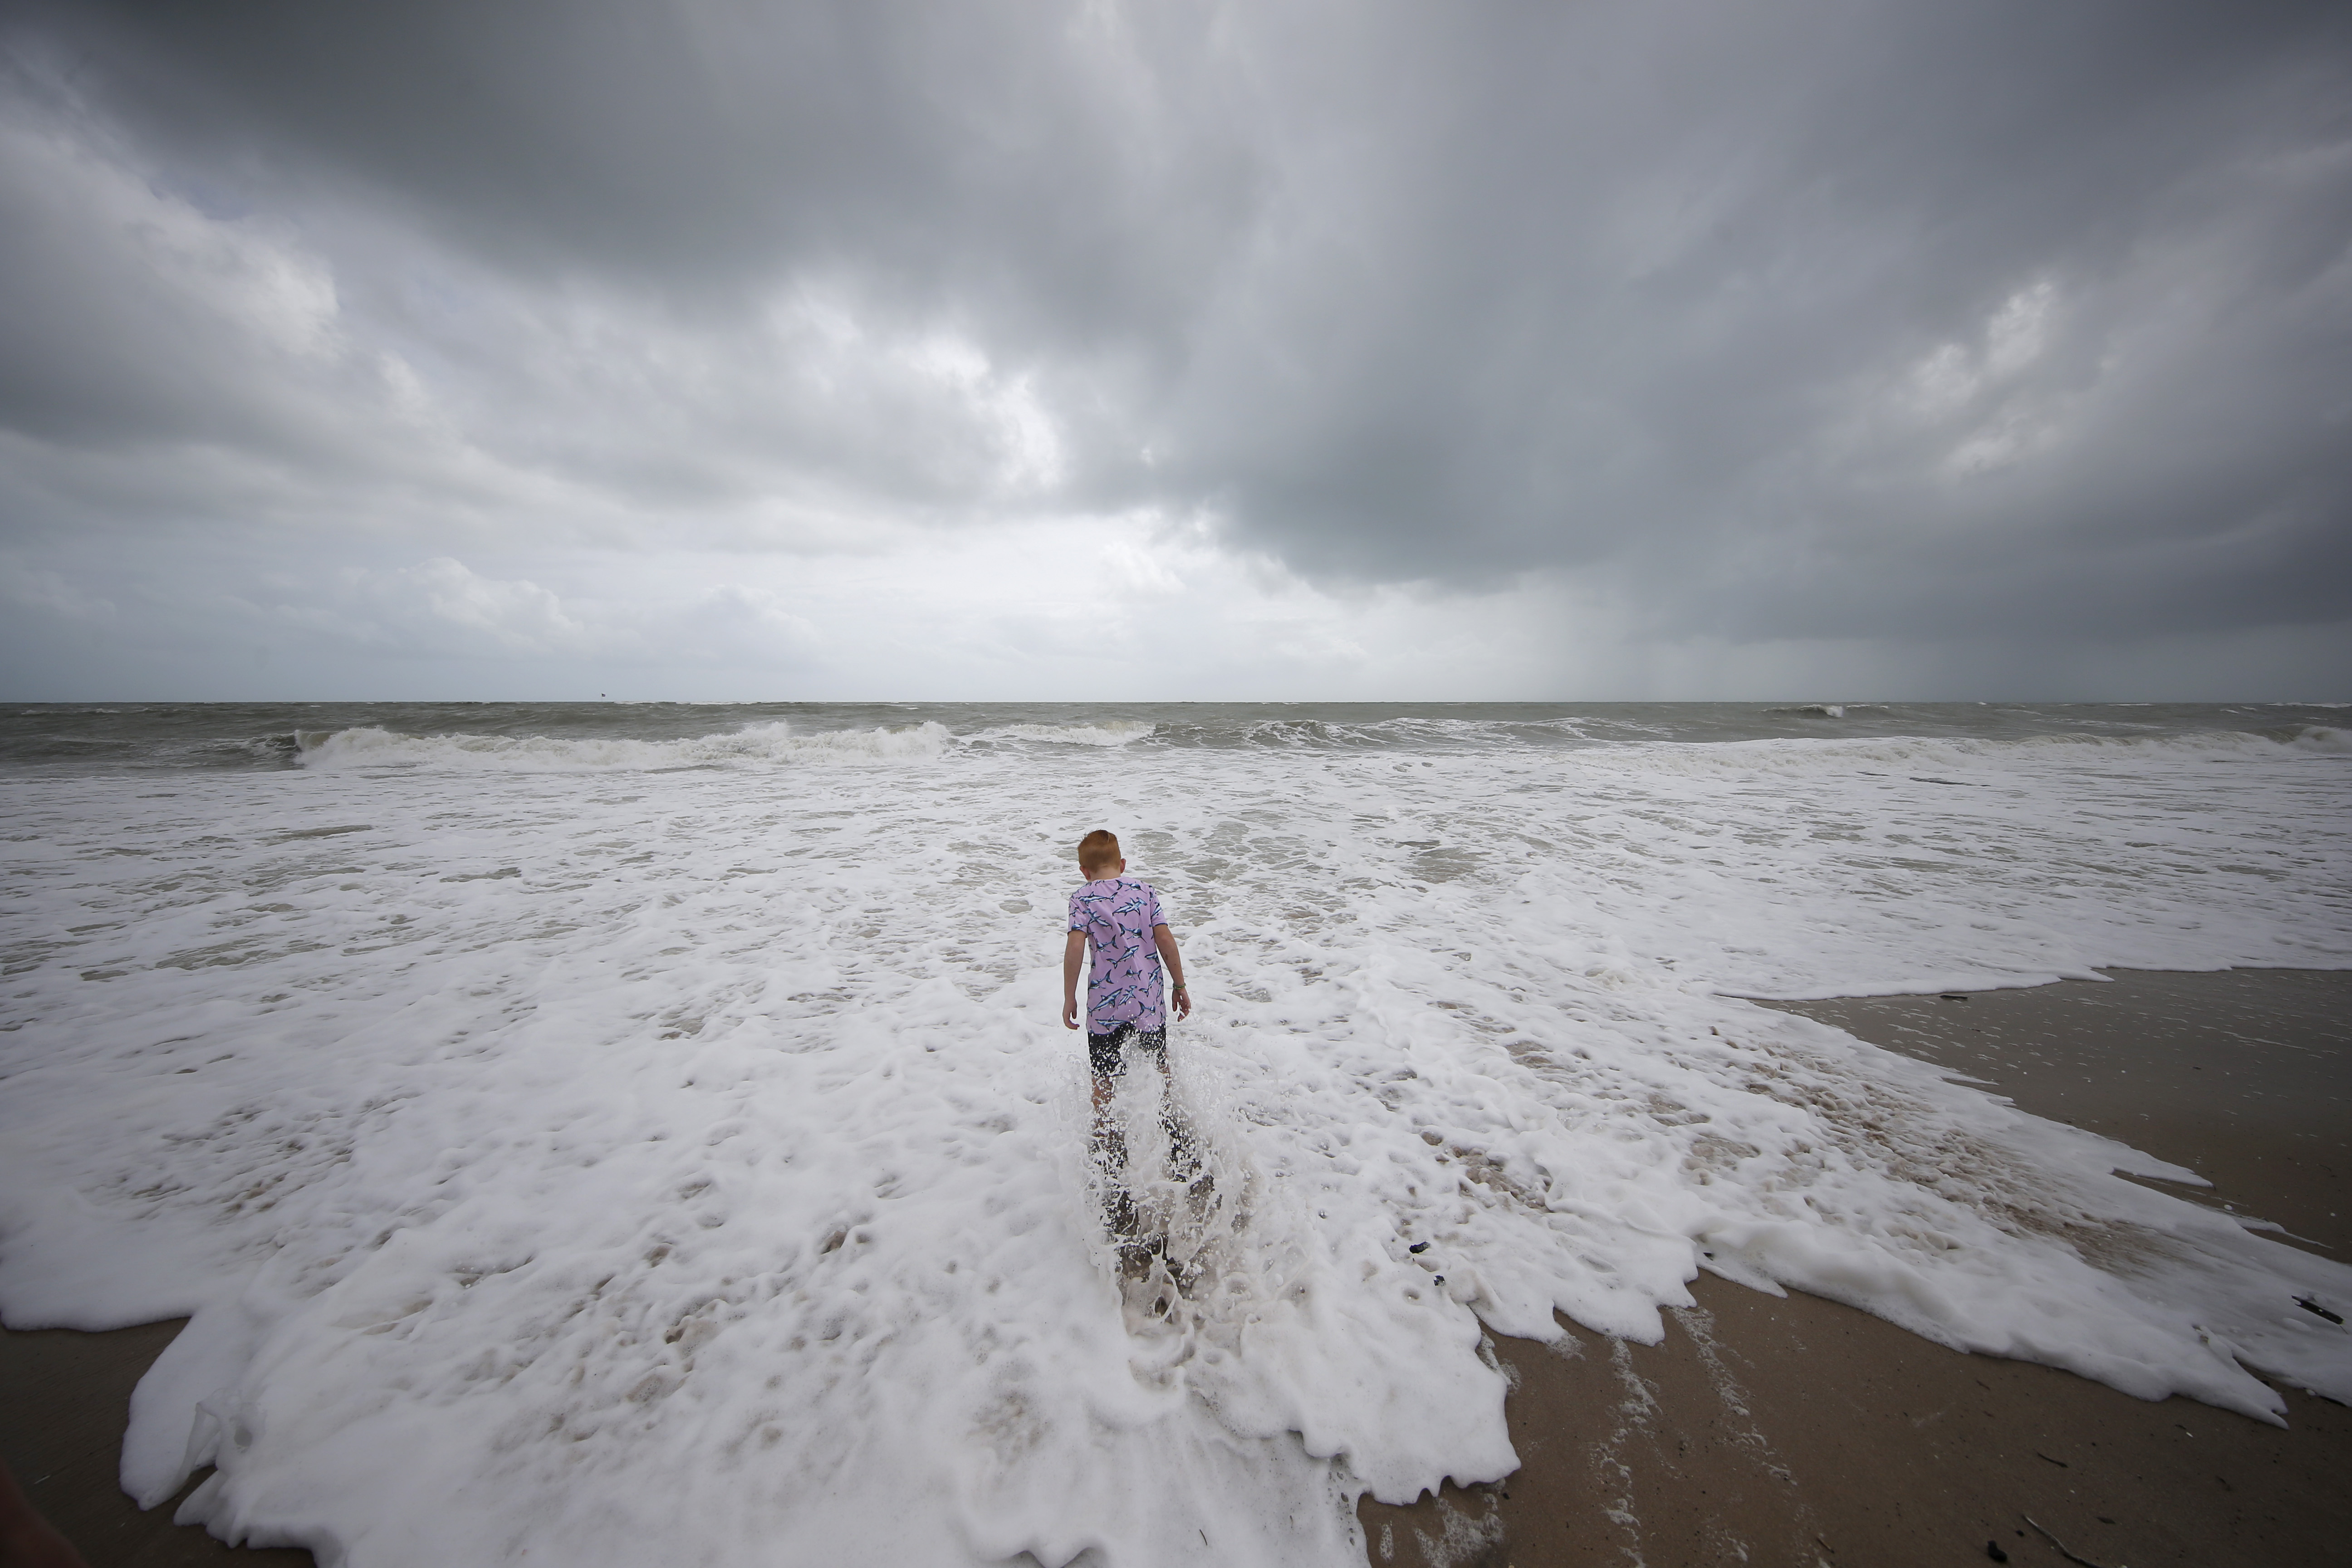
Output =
[{"x1": 0, "y1": 726, "x2": 2347, "y2": 1566}]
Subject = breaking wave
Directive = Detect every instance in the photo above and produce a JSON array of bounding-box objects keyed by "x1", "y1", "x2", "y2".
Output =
[
  {"x1": 272, "y1": 716, "x2": 2352, "y2": 777},
  {"x1": 294, "y1": 720, "x2": 954, "y2": 771},
  {"x1": 975, "y1": 720, "x2": 1158, "y2": 747}
]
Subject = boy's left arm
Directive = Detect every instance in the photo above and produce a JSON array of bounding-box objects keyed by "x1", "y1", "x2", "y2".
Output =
[
  {"x1": 1062, "y1": 930, "x2": 1088, "y2": 1030},
  {"x1": 1152, "y1": 925, "x2": 1190, "y2": 1019}
]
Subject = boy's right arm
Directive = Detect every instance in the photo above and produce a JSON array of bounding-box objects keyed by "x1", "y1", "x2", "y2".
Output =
[{"x1": 1061, "y1": 930, "x2": 1087, "y2": 1030}]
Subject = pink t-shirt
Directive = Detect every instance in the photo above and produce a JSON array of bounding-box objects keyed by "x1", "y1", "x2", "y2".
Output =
[{"x1": 1068, "y1": 877, "x2": 1168, "y2": 1034}]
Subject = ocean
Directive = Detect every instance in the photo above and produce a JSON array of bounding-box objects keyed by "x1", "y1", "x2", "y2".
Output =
[{"x1": 3, "y1": 701, "x2": 2348, "y2": 1566}]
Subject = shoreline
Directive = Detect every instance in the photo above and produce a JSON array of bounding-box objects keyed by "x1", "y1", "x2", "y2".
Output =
[
  {"x1": 0, "y1": 1318, "x2": 311, "y2": 1567},
  {"x1": 1758, "y1": 966, "x2": 2350, "y2": 1259},
  {"x1": 5, "y1": 968, "x2": 2345, "y2": 1566},
  {"x1": 1364, "y1": 965, "x2": 2352, "y2": 1568}
]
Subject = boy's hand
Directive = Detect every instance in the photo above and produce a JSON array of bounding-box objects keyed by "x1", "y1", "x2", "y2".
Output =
[
  {"x1": 1062, "y1": 995, "x2": 1080, "y2": 1030},
  {"x1": 1150, "y1": 924, "x2": 1189, "y2": 1023}
]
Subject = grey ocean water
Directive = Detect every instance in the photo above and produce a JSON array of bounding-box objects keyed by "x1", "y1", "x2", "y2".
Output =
[
  {"x1": 4, "y1": 699, "x2": 2346, "y2": 772},
  {"x1": 2, "y1": 697, "x2": 2347, "y2": 1567}
]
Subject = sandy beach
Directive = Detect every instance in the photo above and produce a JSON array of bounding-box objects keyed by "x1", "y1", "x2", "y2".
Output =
[
  {"x1": 6, "y1": 965, "x2": 2342, "y2": 1566},
  {"x1": 1362, "y1": 967, "x2": 2352, "y2": 1568},
  {"x1": 0, "y1": 1317, "x2": 309, "y2": 1568}
]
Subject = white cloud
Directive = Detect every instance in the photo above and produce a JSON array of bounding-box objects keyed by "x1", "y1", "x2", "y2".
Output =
[
  {"x1": 1892, "y1": 281, "x2": 2077, "y2": 478},
  {"x1": 1100, "y1": 534, "x2": 1186, "y2": 598},
  {"x1": 392, "y1": 557, "x2": 589, "y2": 653}
]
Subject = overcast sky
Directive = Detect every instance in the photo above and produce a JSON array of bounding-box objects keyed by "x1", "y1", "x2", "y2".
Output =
[{"x1": 2, "y1": 0, "x2": 2346, "y2": 701}]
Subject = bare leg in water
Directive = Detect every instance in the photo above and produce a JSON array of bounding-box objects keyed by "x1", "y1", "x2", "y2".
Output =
[{"x1": 1090, "y1": 1038, "x2": 1204, "y2": 1236}]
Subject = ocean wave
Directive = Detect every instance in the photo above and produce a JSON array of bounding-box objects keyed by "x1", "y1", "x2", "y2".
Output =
[
  {"x1": 13, "y1": 703, "x2": 2349, "y2": 778},
  {"x1": 1220, "y1": 715, "x2": 1563, "y2": 749},
  {"x1": 2279, "y1": 724, "x2": 2352, "y2": 755},
  {"x1": 229, "y1": 733, "x2": 303, "y2": 765},
  {"x1": 1572, "y1": 725, "x2": 2352, "y2": 779},
  {"x1": 977, "y1": 720, "x2": 1157, "y2": 747},
  {"x1": 1977, "y1": 725, "x2": 2352, "y2": 762},
  {"x1": 294, "y1": 720, "x2": 953, "y2": 771},
  {"x1": 0, "y1": 735, "x2": 144, "y2": 754},
  {"x1": 5, "y1": 697, "x2": 2347, "y2": 1567}
]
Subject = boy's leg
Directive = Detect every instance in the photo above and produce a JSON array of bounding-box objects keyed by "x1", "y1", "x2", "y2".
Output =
[
  {"x1": 1088, "y1": 1025, "x2": 1128, "y2": 1134},
  {"x1": 1088, "y1": 1024, "x2": 1198, "y2": 1186},
  {"x1": 1142, "y1": 1033, "x2": 1205, "y2": 1181},
  {"x1": 1089, "y1": 1074, "x2": 1125, "y2": 1170},
  {"x1": 1087, "y1": 1029, "x2": 1152, "y2": 1242},
  {"x1": 1087, "y1": 1026, "x2": 1131, "y2": 1175}
]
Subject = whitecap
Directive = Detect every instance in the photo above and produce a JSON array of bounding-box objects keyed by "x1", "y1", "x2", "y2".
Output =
[{"x1": 294, "y1": 720, "x2": 954, "y2": 772}]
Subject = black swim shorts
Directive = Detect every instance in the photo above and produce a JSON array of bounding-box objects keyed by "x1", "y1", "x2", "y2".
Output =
[{"x1": 1087, "y1": 1021, "x2": 1166, "y2": 1078}]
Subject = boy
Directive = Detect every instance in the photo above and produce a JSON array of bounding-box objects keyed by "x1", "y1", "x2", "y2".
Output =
[{"x1": 1061, "y1": 828, "x2": 1190, "y2": 1131}]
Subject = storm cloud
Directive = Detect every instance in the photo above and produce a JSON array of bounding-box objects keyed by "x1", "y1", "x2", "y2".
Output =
[{"x1": 2, "y1": 0, "x2": 2346, "y2": 697}]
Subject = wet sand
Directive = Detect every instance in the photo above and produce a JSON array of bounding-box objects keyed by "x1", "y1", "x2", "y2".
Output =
[
  {"x1": 1362, "y1": 966, "x2": 2352, "y2": 1568},
  {"x1": 1762, "y1": 967, "x2": 2350, "y2": 1259},
  {"x1": 7, "y1": 969, "x2": 2345, "y2": 1566},
  {"x1": 0, "y1": 1318, "x2": 311, "y2": 1567}
]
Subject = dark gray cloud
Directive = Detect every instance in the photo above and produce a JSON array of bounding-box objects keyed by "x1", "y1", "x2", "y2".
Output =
[{"x1": 1, "y1": 0, "x2": 2346, "y2": 695}]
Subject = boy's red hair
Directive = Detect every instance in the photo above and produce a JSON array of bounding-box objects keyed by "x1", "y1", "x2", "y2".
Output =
[{"x1": 1078, "y1": 829, "x2": 1121, "y2": 874}]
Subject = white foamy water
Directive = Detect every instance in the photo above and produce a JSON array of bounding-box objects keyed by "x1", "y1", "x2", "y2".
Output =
[{"x1": 2, "y1": 707, "x2": 2349, "y2": 1567}]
